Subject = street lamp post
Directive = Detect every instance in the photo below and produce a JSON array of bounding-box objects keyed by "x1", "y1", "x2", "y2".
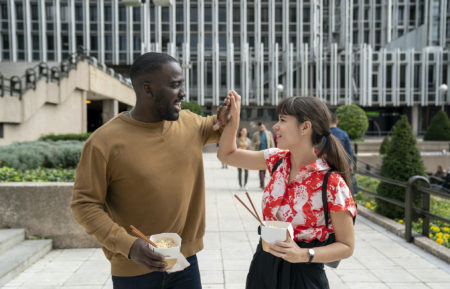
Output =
[{"x1": 439, "y1": 84, "x2": 448, "y2": 111}]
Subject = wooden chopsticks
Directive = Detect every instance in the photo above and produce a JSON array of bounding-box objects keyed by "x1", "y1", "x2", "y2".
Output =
[
  {"x1": 129, "y1": 225, "x2": 159, "y2": 248},
  {"x1": 234, "y1": 192, "x2": 264, "y2": 226}
]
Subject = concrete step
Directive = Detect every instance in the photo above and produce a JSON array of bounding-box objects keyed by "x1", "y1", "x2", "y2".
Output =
[
  {"x1": 0, "y1": 239, "x2": 52, "y2": 287},
  {"x1": 0, "y1": 229, "x2": 25, "y2": 254}
]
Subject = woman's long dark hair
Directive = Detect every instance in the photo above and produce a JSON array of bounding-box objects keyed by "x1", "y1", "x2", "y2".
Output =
[{"x1": 277, "y1": 96, "x2": 352, "y2": 188}]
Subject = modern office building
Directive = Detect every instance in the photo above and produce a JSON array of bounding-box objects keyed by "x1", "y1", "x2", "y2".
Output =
[{"x1": 1, "y1": 0, "x2": 450, "y2": 135}]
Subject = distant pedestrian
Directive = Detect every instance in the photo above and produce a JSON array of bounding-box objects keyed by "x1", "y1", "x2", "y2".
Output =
[
  {"x1": 252, "y1": 122, "x2": 275, "y2": 189},
  {"x1": 434, "y1": 165, "x2": 445, "y2": 179},
  {"x1": 237, "y1": 127, "x2": 251, "y2": 189},
  {"x1": 330, "y1": 112, "x2": 358, "y2": 195}
]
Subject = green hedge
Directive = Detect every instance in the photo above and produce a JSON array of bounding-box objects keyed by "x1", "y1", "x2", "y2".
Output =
[
  {"x1": 0, "y1": 140, "x2": 83, "y2": 170},
  {"x1": 181, "y1": 101, "x2": 204, "y2": 116},
  {"x1": 39, "y1": 133, "x2": 92, "y2": 141},
  {"x1": 336, "y1": 104, "x2": 369, "y2": 140},
  {"x1": 0, "y1": 167, "x2": 76, "y2": 182},
  {"x1": 379, "y1": 136, "x2": 391, "y2": 155},
  {"x1": 423, "y1": 110, "x2": 450, "y2": 141}
]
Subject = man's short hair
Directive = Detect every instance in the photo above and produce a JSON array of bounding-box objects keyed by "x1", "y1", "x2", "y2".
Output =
[
  {"x1": 330, "y1": 112, "x2": 338, "y2": 124},
  {"x1": 129, "y1": 52, "x2": 178, "y2": 84},
  {"x1": 257, "y1": 122, "x2": 263, "y2": 126}
]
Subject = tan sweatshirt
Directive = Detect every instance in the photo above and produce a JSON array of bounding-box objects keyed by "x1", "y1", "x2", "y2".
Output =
[{"x1": 71, "y1": 110, "x2": 220, "y2": 277}]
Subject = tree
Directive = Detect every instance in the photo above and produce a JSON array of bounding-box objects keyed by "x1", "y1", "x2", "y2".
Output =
[
  {"x1": 336, "y1": 104, "x2": 369, "y2": 140},
  {"x1": 423, "y1": 110, "x2": 450, "y2": 141},
  {"x1": 379, "y1": 136, "x2": 391, "y2": 155},
  {"x1": 376, "y1": 115, "x2": 426, "y2": 219},
  {"x1": 181, "y1": 101, "x2": 204, "y2": 116}
]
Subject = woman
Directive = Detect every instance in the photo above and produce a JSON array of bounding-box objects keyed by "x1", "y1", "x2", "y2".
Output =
[
  {"x1": 218, "y1": 91, "x2": 357, "y2": 289},
  {"x1": 237, "y1": 127, "x2": 251, "y2": 189}
]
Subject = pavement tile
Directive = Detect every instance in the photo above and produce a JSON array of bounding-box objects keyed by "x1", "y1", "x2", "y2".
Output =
[
  {"x1": 385, "y1": 283, "x2": 431, "y2": 289},
  {"x1": 224, "y1": 270, "x2": 248, "y2": 284},
  {"x1": 405, "y1": 268, "x2": 450, "y2": 283},
  {"x1": 346, "y1": 282, "x2": 390, "y2": 289},
  {"x1": 337, "y1": 269, "x2": 380, "y2": 282},
  {"x1": 200, "y1": 270, "x2": 224, "y2": 284},
  {"x1": 371, "y1": 269, "x2": 419, "y2": 283},
  {"x1": 427, "y1": 283, "x2": 450, "y2": 289}
]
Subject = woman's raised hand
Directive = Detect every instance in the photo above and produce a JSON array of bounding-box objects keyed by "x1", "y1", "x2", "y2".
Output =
[{"x1": 227, "y1": 90, "x2": 241, "y2": 127}]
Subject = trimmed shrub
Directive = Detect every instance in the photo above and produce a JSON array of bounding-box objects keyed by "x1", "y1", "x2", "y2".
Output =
[
  {"x1": 39, "y1": 133, "x2": 92, "y2": 141},
  {"x1": 379, "y1": 136, "x2": 391, "y2": 155},
  {"x1": 376, "y1": 115, "x2": 426, "y2": 219},
  {"x1": 0, "y1": 141, "x2": 83, "y2": 170},
  {"x1": 336, "y1": 104, "x2": 369, "y2": 140},
  {"x1": 423, "y1": 110, "x2": 450, "y2": 141},
  {"x1": 181, "y1": 101, "x2": 204, "y2": 116},
  {"x1": 0, "y1": 167, "x2": 75, "y2": 182}
]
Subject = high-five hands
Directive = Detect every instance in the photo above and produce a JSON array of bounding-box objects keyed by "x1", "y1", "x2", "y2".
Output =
[{"x1": 212, "y1": 90, "x2": 242, "y2": 131}]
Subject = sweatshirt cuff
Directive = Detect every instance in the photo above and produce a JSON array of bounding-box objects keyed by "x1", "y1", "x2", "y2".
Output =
[{"x1": 116, "y1": 234, "x2": 138, "y2": 259}]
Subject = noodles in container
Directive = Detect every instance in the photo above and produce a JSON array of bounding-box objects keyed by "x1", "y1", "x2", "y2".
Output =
[
  {"x1": 149, "y1": 233, "x2": 182, "y2": 270},
  {"x1": 261, "y1": 221, "x2": 294, "y2": 252}
]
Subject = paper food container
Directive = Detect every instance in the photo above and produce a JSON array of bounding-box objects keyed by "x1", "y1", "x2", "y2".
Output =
[
  {"x1": 149, "y1": 233, "x2": 181, "y2": 270},
  {"x1": 261, "y1": 221, "x2": 294, "y2": 252}
]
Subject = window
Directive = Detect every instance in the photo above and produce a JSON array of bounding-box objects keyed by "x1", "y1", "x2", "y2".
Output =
[{"x1": 0, "y1": 124, "x2": 3, "y2": 138}]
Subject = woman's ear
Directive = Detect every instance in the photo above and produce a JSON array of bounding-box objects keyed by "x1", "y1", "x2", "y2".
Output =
[{"x1": 302, "y1": 121, "x2": 312, "y2": 133}]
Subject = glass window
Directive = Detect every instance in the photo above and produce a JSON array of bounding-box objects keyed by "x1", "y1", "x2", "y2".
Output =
[
  {"x1": 119, "y1": 7, "x2": 126, "y2": 21},
  {"x1": 90, "y1": 6, "x2": 97, "y2": 21},
  {"x1": 119, "y1": 35, "x2": 126, "y2": 50},
  {"x1": 133, "y1": 7, "x2": 140, "y2": 21},
  {"x1": 104, "y1": 6, "x2": 112, "y2": 22},
  {"x1": 76, "y1": 5, "x2": 83, "y2": 21},
  {"x1": 191, "y1": 7, "x2": 197, "y2": 22},
  {"x1": 105, "y1": 35, "x2": 112, "y2": 50},
  {"x1": 31, "y1": 4, "x2": 38, "y2": 20},
  {"x1": 16, "y1": 3, "x2": 23, "y2": 20},
  {"x1": 61, "y1": 4, "x2": 68, "y2": 22},
  {"x1": 162, "y1": 7, "x2": 169, "y2": 21},
  {"x1": 176, "y1": 7, "x2": 183, "y2": 22},
  {"x1": 219, "y1": 7, "x2": 226, "y2": 22}
]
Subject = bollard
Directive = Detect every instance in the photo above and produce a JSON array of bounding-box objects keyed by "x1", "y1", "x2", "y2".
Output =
[
  {"x1": 25, "y1": 68, "x2": 36, "y2": 89},
  {"x1": 10, "y1": 76, "x2": 22, "y2": 99},
  {"x1": 405, "y1": 176, "x2": 430, "y2": 242},
  {"x1": 51, "y1": 67, "x2": 60, "y2": 82},
  {"x1": 0, "y1": 73, "x2": 3, "y2": 97},
  {"x1": 39, "y1": 62, "x2": 49, "y2": 80}
]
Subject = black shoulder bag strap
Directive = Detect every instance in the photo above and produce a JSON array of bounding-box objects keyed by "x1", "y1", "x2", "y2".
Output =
[
  {"x1": 270, "y1": 158, "x2": 283, "y2": 177},
  {"x1": 322, "y1": 168, "x2": 336, "y2": 229}
]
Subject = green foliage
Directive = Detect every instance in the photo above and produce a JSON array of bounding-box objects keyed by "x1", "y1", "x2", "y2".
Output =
[
  {"x1": 39, "y1": 133, "x2": 92, "y2": 141},
  {"x1": 0, "y1": 140, "x2": 83, "y2": 170},
  {"x1": 423, "y1": 110, "x2": 450, "y2": 141},
  {"x1": 335, "y1": 104, "x2": 369, "y2": 140},
  {"x1": 0, "y1": 167, "x2": 75, "y2": 182},
  {"x1": 379, "y1": 136, "x2": 391, "y2": 155},
  {"x1": 181, "y1": 101, "x2": 204, "y2": 116},
  {"x1": 376, "y1": 115, "x2": 426, "y2": 219}
]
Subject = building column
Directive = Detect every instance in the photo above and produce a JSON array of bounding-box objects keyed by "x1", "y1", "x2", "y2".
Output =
[
  {"x1": 98, "y1": 0, "x2": 105, "y2": 63},
  {"x1": 141, "y1": 0, "x2": 150, "y2": 53},
  {"x1": 126, "y1": 6, "x2": 133, "y2": 64},
  {"x1": 24, "y1": 0, "x2": 32, "y2": 61},
  {"x1": 7, "y1": 0, "x2": 17, "y2": 62},
  {"x1": 55, "y1": 0, "x2": 62, "y2": 62},
  {"x1": 112, "y1": 0, "x2": 119, "y2": 64},
  {"x1": 102, "y1": 99, "x2": 119, "y2": 124},
  {"x1": 83, "y1": 0, "x2": 90, "y2": 54},
  {"x1": 69, "y1": 0, "x2": 76, "y2": 54},
  {"x1": 38, "y1": 0, "x2": 46, "y2": 62},
  {"x1": 81, "y1": 91, "x2": 88, "y2": 133},
  {"x1": 197, "y1": 0, "x2": 205, "y2": 105}
]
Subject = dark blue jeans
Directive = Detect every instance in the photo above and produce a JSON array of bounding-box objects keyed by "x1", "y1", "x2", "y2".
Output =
[{"x1": 112, "y1": 255, "x2": 201, "y2": 289}]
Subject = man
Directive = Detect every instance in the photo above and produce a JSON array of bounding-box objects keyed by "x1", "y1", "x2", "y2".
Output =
[
  {"x1": 330, "y1": 112, "x2": 358, "y2": 195},
  {"x1": 252, "y1": 122, "x2": 275, "y2": 189},
  {"x1": 71, "y1": 52, "x2": 229, "y2": 289}
]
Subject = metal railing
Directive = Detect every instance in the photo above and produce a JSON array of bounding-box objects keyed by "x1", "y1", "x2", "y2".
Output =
[
  {"x1": 0, "y1": 48, "x2": 132, "y2": 100},
  {"x1": 355, "y1": 159, "x2": 450, "y2": 242}
]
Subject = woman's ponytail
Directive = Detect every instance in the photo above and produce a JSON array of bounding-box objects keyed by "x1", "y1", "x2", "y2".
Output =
[{"x1": 318, "y1": 134, "x2": 353, "y2": 188}]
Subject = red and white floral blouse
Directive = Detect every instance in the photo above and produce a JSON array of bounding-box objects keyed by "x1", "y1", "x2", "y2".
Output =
[{"x1": 262, "y1": 148, "x2": 357, "y2": 243}]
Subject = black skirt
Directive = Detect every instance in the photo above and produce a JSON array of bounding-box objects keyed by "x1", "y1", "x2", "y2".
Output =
[{"x1": 246, "y1": 239, "x2": 330, "y2": 289}]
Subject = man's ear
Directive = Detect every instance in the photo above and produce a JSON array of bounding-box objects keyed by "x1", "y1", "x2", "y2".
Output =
[{"x1": 143, "y1": 81, "x2": 153, "y2": 97}]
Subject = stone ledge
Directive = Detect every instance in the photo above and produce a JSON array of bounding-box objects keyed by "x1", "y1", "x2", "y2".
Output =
[
  {"x1": 358, "y1": 205, "x2": 450, "y2": 264},
  {"x1": 0, "y1": 183, "x2": 99, "y2": 249}
]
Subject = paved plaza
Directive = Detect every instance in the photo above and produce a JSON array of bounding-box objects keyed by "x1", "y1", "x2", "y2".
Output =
[{"x1": 2, "y1": 153, "x2": 450, "y2": 289}]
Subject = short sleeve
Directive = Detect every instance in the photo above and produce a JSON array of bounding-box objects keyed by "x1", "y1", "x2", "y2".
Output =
[
  {"x1": 264, "y1": 148, "x2": 287, "y2": 174},
  {"x1": 326, "y1": 173, "x2": 357, "y2": 217}
]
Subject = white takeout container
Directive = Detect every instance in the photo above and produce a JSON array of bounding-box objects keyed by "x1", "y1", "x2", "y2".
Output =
[
  {"x1": 149, "y1": 233, "x2": 181, "y2": 269},
  {"x1": 261, "y1": 221, "x2": 294, "y2": 252}
]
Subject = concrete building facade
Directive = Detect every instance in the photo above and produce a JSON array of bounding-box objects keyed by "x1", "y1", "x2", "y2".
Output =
[{"x1": 1, "y1": 0, "x2": 450, "y2": 135}]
